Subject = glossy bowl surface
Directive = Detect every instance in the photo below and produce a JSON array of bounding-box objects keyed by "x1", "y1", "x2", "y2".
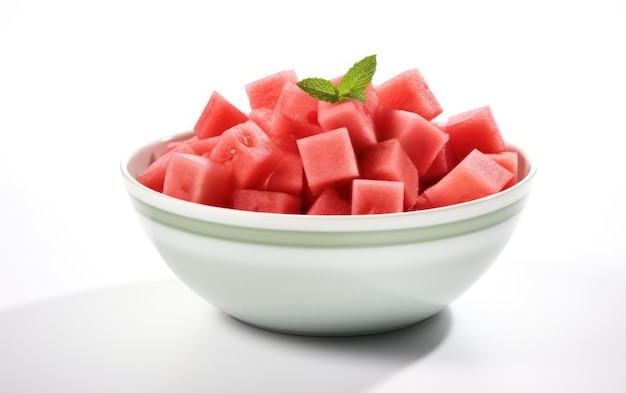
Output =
[{"x1": 121, "y1": 131, "x2": 536, "y2": 336}]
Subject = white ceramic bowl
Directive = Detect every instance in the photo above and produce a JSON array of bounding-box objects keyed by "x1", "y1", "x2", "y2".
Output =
[{"x1": 121, "y1": 131, "x2": 536, "y2": 336}]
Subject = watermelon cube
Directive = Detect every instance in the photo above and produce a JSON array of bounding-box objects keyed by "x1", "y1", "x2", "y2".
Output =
[
  {"x1": 137, "y1": 142, "x2": 195, "y2": 192},
  {"x1": 232, "y1": 189, "x2": 302, "y2": 214},
  {"x1": 245, "y1": 70, "x2": 298, "y2": 110},
  {"x1": 300, "y1": 179, "x2": 352, "y2": 213},
  {"x1": 444, "y1": 105, "x2": 506, "y2": 161},
  {"x1": 488, "y1": 151, "x2": 519, "y2": 189},
  {"x1": 193, "y1": 91, "x2": 249, "y2": 139},
  {"x1": 162, "y1": 153, "x2": 233, "y2": 207},
  {"x1": 306, "y1": 186, "x2": 352, "y2": 215},
  {"x1": 364, "y1": 83, "x2": 380, "y2": 117},
  {"x1": 351, "y1": 179, "x2": 404, "y2": 215},
  {"x1": 269, "y1": 80, "x2": 323, "y2": 152},
  {"x1": 375, "y1": 69, "x2": 443, "y2": 121},
  {"x1": 423, "y1": 149, "x2": 514, "y2": 208},
  {"x1": 359, "y1": 138, "x2": 419, "y2": 210},
  {"x1": 375, "y1": 108, "x2": 449, "y2": 176},
  {"x1": 163, "y1": 140, "x2": 184, "y2": 155},
  {"x1": 296, "y1": 127, "x2": 360, "y2": 195},
  {"x1": 421, "y1": 143, "x2": 456, "y2": 186},
  {"x1": 183, "y1": 135, "x2": 220, "y2": 157},
  {"x1": 317, "y1": 99, "x2": 378, "y2": 152},
  {"x1": 248, "y1": 107, "x2": 274, "y2": 135},
  {"x1": 260, "y1": 151, "x2": 304, "y2": 196},
  {"x1": 413, "y1": 193, "x2": 433, "y2": 211},
  {"x1": 209, "y1": 120, "x2": 284, "y2": 189}
]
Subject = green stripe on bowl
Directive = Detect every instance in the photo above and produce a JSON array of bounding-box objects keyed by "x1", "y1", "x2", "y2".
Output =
[{"x1": 131, "y1": 196, "x2": 528, "y2": 248}]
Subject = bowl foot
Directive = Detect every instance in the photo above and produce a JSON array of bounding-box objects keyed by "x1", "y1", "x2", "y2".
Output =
[{"x1": 227, "y1": 311, "x2": 443, "y2": 337}]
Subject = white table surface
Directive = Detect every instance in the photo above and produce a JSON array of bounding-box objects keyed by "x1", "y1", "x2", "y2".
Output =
[{"x1": 1, "y1": 1, "x2": 625, "y2": 392}]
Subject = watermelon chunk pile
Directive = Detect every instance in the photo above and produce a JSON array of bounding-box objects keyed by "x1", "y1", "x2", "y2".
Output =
[{"x1": 137, "y1": 64, "x2": 519, "y2": 215}]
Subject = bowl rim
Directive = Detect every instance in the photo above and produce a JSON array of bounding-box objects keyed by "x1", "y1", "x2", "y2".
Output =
[{"x1": 120, "y1": 131, "x2": 537, "y2": 233}]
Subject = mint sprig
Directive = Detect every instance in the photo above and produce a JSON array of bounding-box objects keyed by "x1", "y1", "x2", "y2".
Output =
[{"x1": 297, "y1": 54, "x2": 377, "y2": 104}]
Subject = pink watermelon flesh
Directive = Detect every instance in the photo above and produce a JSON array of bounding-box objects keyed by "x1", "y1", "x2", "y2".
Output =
[
  {"x1": 209, "y1": 120, "x2": 284, "y2": 189},
  {"x1": 162, "y1": 153, "x2": 233, "y2": 207},
  {"x1": 423, "y1": 149, "x2": 514, "y2": 208},
  {"x1": 375, "y1": 68, "x2": 443, "y2": 121},
  {"x1": 363, "y1": 84, "x2": 380, "y2": 117},
  {"x1": 193, "y1": 91, "x2": 249, "y2": 139},
  {"x1": 300, "y1": 179, "x2": 352, "y2": 213},
  {"x1": 445, "y1": 105, "x2": 505, "y2": 161},
  {"x1": 375, "y1": 108, "x2": 449, "y2": 176},
  {"x1": 296, "y1": 127, "x2": 360, "y2": 195},
  {"x1": 269, "y1": 112, "x2": 321, "y2": 153},
  {"x1": 245, "y1": 70, "x2": 298, "y2": 110},
  {"x1": 488, "y1": 151, "x2": 519, "y2": 189},
  {"x1": 269, "y1": 80, "x2": 322, "y2": 152},
  {"x1": 351, "y1": 179, "x2": 404, "y2": 215},
  {"x1": 232, "y1": 189, "x2": 302, "y2": 214},
  {"x1": 163, "y1": 140, "x2": 184, "y2": 154},
  {"x1": 359, "y1": 138, "x2": 419, "y2": 210},
  {"x1": 260, "y1": 151, "x2": 304, "y2": 196},
  {"x1": 317, "y1": 99, "x2": 377, "y2": 152},
  {"x1": 248, "y1": 108, "x2": 274, "y2": 135},
  {"x1": 184, "y1": 135, "x2": 220, "y2": 156},
  {"x1": 274, "y1": 79, "x2": 322, "y2": 128},
  {"x1": 137, "y1": 143, "x2": 195, "y2": 192},
  {"x1": 413, "y1": 193, "x2": 433, "y2": 211},
  {"x1": 306, "y1": 187, "x2": 352, "y2": 215},
  {"x1": 421, "y1": 143, "x2": 456, "y2": 186}
]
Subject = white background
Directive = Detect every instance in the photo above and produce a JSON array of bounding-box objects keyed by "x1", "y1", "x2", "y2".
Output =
[{"x1": 1, "y1": 0, "x2": 625, "y2": 392}]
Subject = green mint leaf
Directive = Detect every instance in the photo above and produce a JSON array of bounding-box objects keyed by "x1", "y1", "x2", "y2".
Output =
[
  {"x1": 342, "y1": 90, "x2": 367, "y2": 104},
  {"x1": 297, "y1": 54, "x2": 377, "y2": 104},
  {"x1": 337, "y1": 54, "x2": 377, "y2": 98},
  {"x1": 296, "y1": 78, "x2": 339, "y2": 103}
]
